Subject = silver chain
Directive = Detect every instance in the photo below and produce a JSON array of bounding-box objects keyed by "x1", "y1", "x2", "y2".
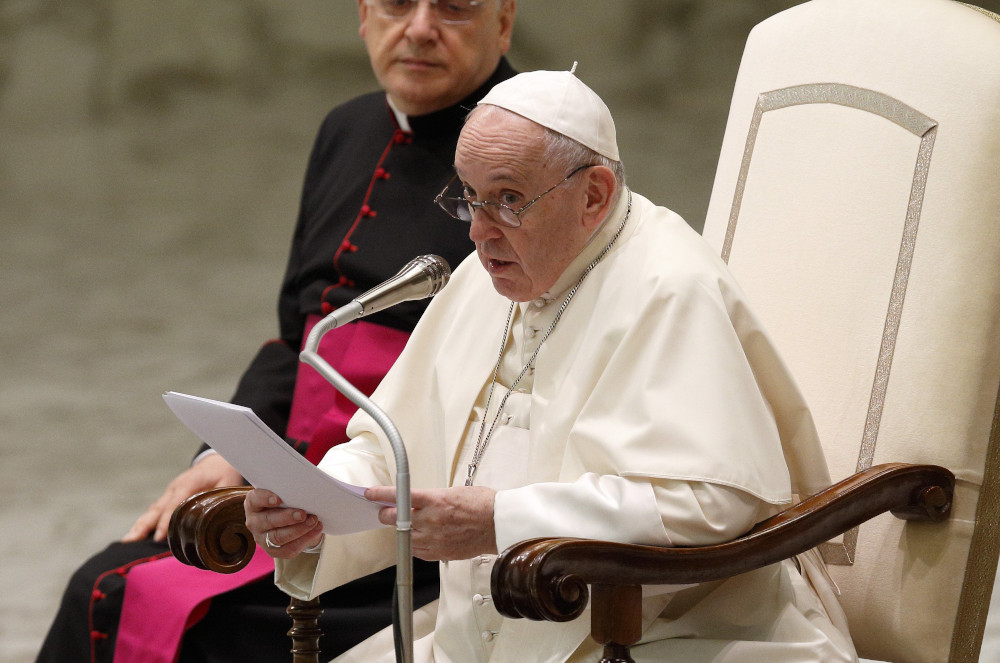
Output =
[{"x1": 465, "y1": 191, "x2": 633, "y2": 486}]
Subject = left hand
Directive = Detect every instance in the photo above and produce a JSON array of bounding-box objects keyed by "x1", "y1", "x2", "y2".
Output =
[{"x1": 365, "y1": 485, "x2": 498, "y2": 562}]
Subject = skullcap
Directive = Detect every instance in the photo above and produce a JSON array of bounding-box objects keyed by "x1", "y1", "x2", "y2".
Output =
[{"x1": 477, "y1": 63, "x2": 619, "y2": 161}]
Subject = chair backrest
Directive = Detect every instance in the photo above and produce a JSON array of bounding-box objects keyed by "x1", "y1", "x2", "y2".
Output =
[{"x1": 699, "y1": 1, "x2": 1000, "y2": 661}]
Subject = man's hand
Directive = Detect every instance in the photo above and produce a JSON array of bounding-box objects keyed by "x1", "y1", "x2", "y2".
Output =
[
  {"x1": 365, "y1": 485, "x2": 498, "y2": 562},
  {"x1": 244, "y1": 489, "x2": 323, "y2": 559},
  {"x1": 123, "y1": 453, "x2": 244, "y2": 543}
]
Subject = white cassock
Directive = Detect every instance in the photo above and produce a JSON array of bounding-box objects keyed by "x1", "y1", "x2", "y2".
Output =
[{"x1": 275, "y1": 190, "x2": 858, "y2": 662}]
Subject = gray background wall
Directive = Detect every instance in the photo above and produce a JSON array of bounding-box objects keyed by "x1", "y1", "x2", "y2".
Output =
[{"x1": 2, "y1": 1, "x2": 999, "y2": 661}]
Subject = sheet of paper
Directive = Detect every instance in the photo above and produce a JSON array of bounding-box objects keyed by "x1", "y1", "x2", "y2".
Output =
[{"x1": 163, "y1": 391, "x2": 384, "y2": 536}]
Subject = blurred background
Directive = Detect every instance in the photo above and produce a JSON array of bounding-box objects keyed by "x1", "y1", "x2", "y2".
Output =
[{"x1": 2, "y1": 1, "x2": 998, "y2": 661}]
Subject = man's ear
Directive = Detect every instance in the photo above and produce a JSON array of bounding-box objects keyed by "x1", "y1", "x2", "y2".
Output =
[
  {"x1": 358, "y1": 0, "x2": 369, "y2": 38},
  {"x1": 581, "y1": 165, "x2": 617, "y2": 230},
  {"x1": 497, "y1": 0, "x2": 516, "y2": 54}
]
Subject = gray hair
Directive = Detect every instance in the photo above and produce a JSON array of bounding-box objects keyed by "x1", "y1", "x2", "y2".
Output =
[{"x1": 540, "y1": 128, "x2": 626, "y2": 196}]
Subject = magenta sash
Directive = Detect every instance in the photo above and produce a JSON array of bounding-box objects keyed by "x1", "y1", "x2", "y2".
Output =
[
  {"x1": 289, "y1": 316, "x2": 410, "y2": 464},
  {"x1": 113, "y1": 548, "x2": 275, "y2": 663},
  {"x1": 113, "y1": 316, "x2": 410, "y2": 663}
]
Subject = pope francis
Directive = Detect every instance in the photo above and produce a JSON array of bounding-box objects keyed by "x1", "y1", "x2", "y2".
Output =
[{"x1": 244, "y1": 68, "x2": 859, "y2": 663}]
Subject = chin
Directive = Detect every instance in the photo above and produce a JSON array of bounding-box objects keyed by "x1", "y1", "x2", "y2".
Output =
[{"x1": 488, "y1": 278, "x2": 524, "y2": 302}]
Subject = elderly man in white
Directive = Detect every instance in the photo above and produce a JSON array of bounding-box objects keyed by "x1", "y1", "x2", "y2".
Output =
[{"x1": 245, "y1": 68, "x2": 858, "y2": 662}]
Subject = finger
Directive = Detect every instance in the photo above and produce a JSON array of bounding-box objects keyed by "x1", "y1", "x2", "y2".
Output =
[
  {"x1": 268, "y1": 522, "x2": 324, "y2": 559},
  {"x1": 122, "y1": 499, "x2": 165, "y2": 542},
  {"x1": 302, "y1": 526, "x2": 324, "y2": 551},
  {"x1": 153, "y1": 507, "x2": 174, "y2": 542},
  {"x1": 270, "y1": 521, "x2": 324, "y2": 556},
  {"x1": 244, "y1": 490, "x2": 280, "y2": 538},
  {"x1": 122, "y1": 514, "x2": 154, "y2": 542},
  {"x1": 149, "y1": 489, "x2": 189, "y2": 542},
  {"x1": 245, "y1": 489, "x2": 282, "y2": 512},
  {"x1": 364, "y1": 486, "x2": 397, "y2": 504},
  {"x1": 245, "y1": 501, "x2": 314, "y2": 537},
  {"x1": 263, "y1": 516, "x2": 321, "y2": 552},
  {"x1": 377, "y1": 505, "x2": 397, "y2": 526}
]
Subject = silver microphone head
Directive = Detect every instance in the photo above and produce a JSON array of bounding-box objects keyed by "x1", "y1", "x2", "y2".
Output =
[
  {"x1": 408, "y1": 254, "x2": 451, "y2": 296},
  {"x1": 355, "y1": 254, "x2": 452, "y2": 317}
]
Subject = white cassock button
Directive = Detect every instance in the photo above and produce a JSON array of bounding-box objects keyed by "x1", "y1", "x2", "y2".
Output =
[
  {"x1": 532, "y1": 298, "x2": 547, "y2": 309},
  {"x1": 502, "y1": 414, "x2": 512, "y2": 425},
  {"x1": 481, "y1": 630, "x2": 497, "y2": 642},
  {"x1": 525, "y1": 327, "x2": 538, "y2": 339},
  {"x1": 473, "y1": 593, "x2": 488, "y2": 606}
]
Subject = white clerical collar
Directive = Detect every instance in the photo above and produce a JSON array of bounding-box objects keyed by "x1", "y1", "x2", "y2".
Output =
[{"x1": 386, "y1": 95, "x2": 412, "y2": 133}]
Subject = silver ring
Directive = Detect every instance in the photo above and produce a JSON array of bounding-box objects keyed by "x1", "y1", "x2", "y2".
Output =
[{"x1": 265, "y1": 530, "x2": 282, "y2": 548}]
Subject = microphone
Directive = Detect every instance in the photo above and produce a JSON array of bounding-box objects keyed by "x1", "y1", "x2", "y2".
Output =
[
  {"x1": 316, "y1": 254, "x2": 451, "y2": 332},
  {"x1": 355, "y1": 253, "x2": 452, "y2": 319}
]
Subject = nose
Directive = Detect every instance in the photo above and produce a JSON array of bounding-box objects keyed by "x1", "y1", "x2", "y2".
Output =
[
  {"x1": 468, "y1": 207, "x2": 504, "y2": 243},
  {"x1": 404, "y1": 0, "x2": 440, "y2": 43}
]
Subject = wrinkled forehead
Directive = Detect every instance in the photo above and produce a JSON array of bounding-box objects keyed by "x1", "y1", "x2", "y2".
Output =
[{"x1": 455, "y1": 107, "x2": 551, "y2": 182}]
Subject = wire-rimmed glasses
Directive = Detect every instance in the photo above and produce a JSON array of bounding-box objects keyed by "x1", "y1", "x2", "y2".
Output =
[
  {"x1": 366, "y1": 0, "x2": 488, "y2": 25},
  {"x1": 434, "y1": 165, "x2": 593, "y2": 228}
]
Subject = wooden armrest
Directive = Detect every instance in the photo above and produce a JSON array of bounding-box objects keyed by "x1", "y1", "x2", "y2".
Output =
[
  {"x1": 168, "y1": 486, "x2": 255, "y2": 574},
  {"x1": 491, "y1": 462, "x2": 954, "y2": 623}
]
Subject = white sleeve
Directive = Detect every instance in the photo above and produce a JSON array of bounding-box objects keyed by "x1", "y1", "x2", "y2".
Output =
[
  {"x1": 493, "y1": 473, "x2": 764, "y2": 552},
  {"x1": 315, "y1": 431, "x2": 393, "y2": 487}
]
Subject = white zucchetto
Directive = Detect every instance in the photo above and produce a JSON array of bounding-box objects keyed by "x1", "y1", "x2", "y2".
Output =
[{"x1": 478, "y1": 63, "x2": 620, "y2": 161}]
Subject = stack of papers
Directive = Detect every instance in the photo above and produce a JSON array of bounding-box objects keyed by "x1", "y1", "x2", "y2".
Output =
[{"x1": 163, "y1": 391, "x2": 384, "y2": 535}]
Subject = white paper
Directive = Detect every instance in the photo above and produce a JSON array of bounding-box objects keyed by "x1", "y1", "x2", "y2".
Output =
[{"x1": 163, "y1": 391, "x2": 384, "y2": 535}]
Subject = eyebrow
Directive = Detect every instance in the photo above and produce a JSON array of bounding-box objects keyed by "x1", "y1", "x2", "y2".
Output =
[{"x1": 454, "y1": 166, "x2": 531, "y2": 189}]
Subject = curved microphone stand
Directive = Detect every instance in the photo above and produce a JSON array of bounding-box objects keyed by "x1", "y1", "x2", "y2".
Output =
[{"x1": 298, "y1": 254, "x2": 450, "y2": 663}]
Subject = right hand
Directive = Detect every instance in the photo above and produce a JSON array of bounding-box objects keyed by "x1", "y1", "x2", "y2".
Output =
[
  {"x1": 123, "y1": 452, "x2": 244, "y2": 543},
  {"x1": 244, "y1": 488, "x2": 323, "y2": 559}
]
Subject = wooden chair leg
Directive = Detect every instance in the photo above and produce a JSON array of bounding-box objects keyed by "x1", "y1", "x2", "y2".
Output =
[
  {"x1": 287, "y1": 597, "x2": 324, "y2": 663},
  {"x1": 591, "y1": 583, "x2": 642, "y2": 663}
]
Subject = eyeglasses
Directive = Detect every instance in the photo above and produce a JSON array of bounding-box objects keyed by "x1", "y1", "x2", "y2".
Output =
[
  {"x1": 366, "y1": 0, "x2": 488, "y2": 25},
  {"x1": 435, "y1": 165, "x2": 593, "y2": 228}
]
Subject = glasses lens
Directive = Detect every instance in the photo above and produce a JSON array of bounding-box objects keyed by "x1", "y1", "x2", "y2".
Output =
[
  {"x1": 495, "y1": 207, "x2": 520, "y2": 227},
  {"x1": 437, "y1": 196, "x2": 473, "y2": 221},
  {"x1": 436, "y1": 0, "x2": 480, "y2": 23},
  {"x1": 373, "y1": 0, "x2": 482, "y2": 22},
  {"x1": 376, "y1": 0, "x2": 412, "y2": 18},
  {"x1": 459, "y1": 203, "x2": 475, "y2": 222}
]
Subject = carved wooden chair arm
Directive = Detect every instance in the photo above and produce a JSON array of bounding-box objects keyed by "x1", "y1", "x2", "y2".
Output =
[
  {"x1": 490, "y1": 462, "x2": 954, "y2": 624},
  {"x1": 168, "y1": 486, "x2": 255, "y2": 574}
]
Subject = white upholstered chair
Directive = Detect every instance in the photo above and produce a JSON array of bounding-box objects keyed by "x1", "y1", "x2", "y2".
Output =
[
  {"x1": 491, "y1": 1, "x2": 1000, "y2": 662},
  {"x1": 700, "y1": 1, "x2": 1000, "y2": 660},
  {"x1": 170, "y1": 1, "x2": 1000, "y2": 661}
]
